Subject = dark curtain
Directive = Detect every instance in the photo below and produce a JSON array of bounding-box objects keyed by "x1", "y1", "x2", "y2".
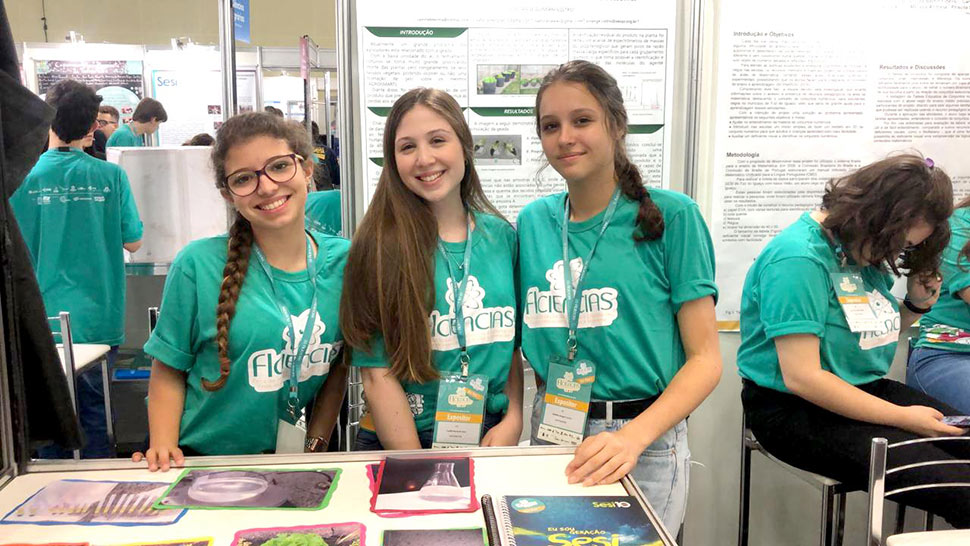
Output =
[{"x1": 0, "y1": 0, "x2": 82, "y2": 466}]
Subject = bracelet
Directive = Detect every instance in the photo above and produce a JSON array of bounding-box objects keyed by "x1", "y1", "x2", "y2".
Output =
[
  {"x1": 305, "y1": 435, "x2": 329, "y2": 453},
  {"x1": 903, "y1": 296, "x2": 932, "y2": 315}
]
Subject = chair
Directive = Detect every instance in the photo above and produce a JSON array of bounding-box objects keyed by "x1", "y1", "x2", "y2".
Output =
[
  {"x1": 738, "y1": 415, "x2": 853, "y2": 546},
  {"x1": 48, "y1": 311, "x2": 80, "y2": 461},
  {"x1": 867, "y1": 436, "x2": 970, "y2": 546}
]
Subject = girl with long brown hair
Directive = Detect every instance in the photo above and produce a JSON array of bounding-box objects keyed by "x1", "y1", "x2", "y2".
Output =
[
  {"x1": 341, "y1": 88, "x2": 523, "y2": 450},
  {"x1": 518, "y1": 60, "x2": 722, "y2": 533},
  {"x1": 133, "y1": 112, "x2": 348, "y2": 470},
  {"x1": 738, "y1": 154, "x2": 970, "y2": 527}
]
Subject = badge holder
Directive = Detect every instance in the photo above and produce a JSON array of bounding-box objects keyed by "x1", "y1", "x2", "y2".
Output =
[
  {"x1": 537, "y1": 341, "x2": 596, "y2": 445},
  {"x1": 433, "y1": 354, "x2": 489, "y2": 448},
  {"x1": 830, "y1": 272, "x2": 881, "y2": 333},
  {"x1": 275, "y1": 402, "x2": 308, "y2": 454}
]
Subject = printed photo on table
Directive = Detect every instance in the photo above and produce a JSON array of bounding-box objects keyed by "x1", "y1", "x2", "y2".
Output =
[{"x1": 154, "y1": 469, "x2": 339, "y2": 510}]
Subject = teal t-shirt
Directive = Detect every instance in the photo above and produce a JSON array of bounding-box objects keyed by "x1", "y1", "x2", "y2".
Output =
[
  {"x1": 305, "y1": 190, "x2": 342, "y2": 237},
  {"x1": 144, "y1": 231, "x2": 349, "y2": 455},
  {"x1": 11, "y1": 148, "x2": 143, "y2": 345},
  {"x1": 916, "y1": 208, "x2": 970, "y2": 352},
  {"x1": 517, "y1": 189, "x2": 717, "y2": 401},
  {"x1": 350, "y1": 212, "x2": 518, "y2": 433},
  {"x1": 737, "y1": 212, "x2": 900, "y2": 392},
  {"x1": 106, "y1": 123, "x2": 143, "y2": 147}
]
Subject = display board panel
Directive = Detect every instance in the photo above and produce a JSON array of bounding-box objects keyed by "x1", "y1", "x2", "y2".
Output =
[
  {"x1": 350, "y1": 0, "x2": 681, "y2": 221},
  {"x1": 710, "y1": 0, "x2": 970, "y2": 325},
  {"x1": 34, "y1": 59, "x2": 145, "y2": 123},
  {"x1": 151, "y1": 70, "x2": 257, "y2": 146}
]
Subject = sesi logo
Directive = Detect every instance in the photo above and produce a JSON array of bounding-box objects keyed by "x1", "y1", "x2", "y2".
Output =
[{"x1": 156, "y1": 76, "x2": 178, "y2": 87}]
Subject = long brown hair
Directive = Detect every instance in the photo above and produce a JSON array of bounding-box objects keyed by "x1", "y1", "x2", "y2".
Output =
[
  {"x1": 535, "y1": 60, "x2": 664, "y2": 241},
  {"x1": 204, "y1": 112, "x2": 313, "y2": 391},
  {"x1": 820, "y1": 153, "x2": 952, "y2": 277},
  {"x1": 340, "y1": 88, "x2": 502, "y2": 383}
]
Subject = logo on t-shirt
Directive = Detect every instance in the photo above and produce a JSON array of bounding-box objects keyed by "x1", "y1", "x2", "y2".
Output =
[
  {"x1": 858, "y1": 289, "x2": 900, "y2": 350},
  {"x1": 523, "y1": 258, "x2": 619, "y2": 329},
  {"x1": 429, "y1": 275, "x2": 515, "y2": 351},
  {"x1": 247, "y1": 308, "x2": 340, "y2": 392}
]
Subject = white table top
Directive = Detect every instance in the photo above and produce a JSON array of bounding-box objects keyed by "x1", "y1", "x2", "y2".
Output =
[
  {"x1": 0, "y1": 448, "x2": 671, "y2": 546},
  {"x1": 57, "y1": 343, "x2": 111, "y2": 374},
  {"x1": 887, "y1": 529, "x2": 970, "y2": 545}
]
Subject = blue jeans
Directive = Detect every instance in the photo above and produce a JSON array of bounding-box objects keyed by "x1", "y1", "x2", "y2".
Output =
[
  {"x1": 907, "y1": 346, "x2": 970, "y2": 414},
  {"x1": 355, "y1": 411, "x2": 505, "y2": 451},
  {"x1": 37, "y1": 347, "x2": 117, "y2": 459},
  {"x1": 530, "y1": 386, "x2": 690, "y2": 534}
]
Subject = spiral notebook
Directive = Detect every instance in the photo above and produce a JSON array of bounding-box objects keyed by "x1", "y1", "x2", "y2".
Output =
[{"x1": 492, "y1": 495, "x2": 662, "y2": 546}]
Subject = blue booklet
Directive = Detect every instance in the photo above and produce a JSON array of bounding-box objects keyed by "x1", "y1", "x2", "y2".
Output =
[{"x1": 498, "y1": 495, "x2": 662, "y2": 546}]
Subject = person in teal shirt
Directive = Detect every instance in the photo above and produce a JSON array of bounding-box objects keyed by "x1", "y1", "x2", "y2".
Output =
[
  {"x1": 909, "y1": 203, "x2": 970, "y2": 413},
  {"x1": 340, "y1": 88, "x2": 523, "y2": 450},
  {"x1": 737, "y1": 154, "x2": 970, "y2": 528},
  {"x1": 305, "y1": 190, "x2": 342, "y2": 237},
  {"x1": 132, "y1": 112, "x2": 348, "y2": 471},
  {"x1": 12, "y1": 79, "x2": 144, "y2": 459},
  {"x1": 105, "y1": 97, "x2": 167, "y2": 147},
  {"x1": 519, "y1": 61, "x2": 721, "y2": 534}
]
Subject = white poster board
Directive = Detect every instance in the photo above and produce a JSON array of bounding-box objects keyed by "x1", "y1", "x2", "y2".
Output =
[
  {"x1": 107, "y1": 147, "x2": 229, "y2": 264},
  {"x1": 151, "y1": 69, "x2": 258, "y2": 146},
  {"x1": 710, "y1": 0, "x2": 970, "y2": 326},
  {"x1": 352, "y1": 0, "x2": 678, "y2": 221}
]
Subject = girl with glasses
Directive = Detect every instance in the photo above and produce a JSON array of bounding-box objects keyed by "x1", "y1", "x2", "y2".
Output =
[
  {"x1": 341, "y1": 88, "x2": 523, "y2": 450},
  {"x1": 133, "y1": 112, "x2": 349, "y2": 470}
]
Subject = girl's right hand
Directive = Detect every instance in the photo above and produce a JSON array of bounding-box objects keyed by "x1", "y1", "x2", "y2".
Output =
[
  {"x1": 131, "y1": 445, "x2": 185, "y2": 472},
  {"x1": 896, "y1": 405, "x2": 965, "y2": 437}
]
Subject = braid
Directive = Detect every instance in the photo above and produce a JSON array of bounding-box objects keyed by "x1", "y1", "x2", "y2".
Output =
[
  {"x1": 203, "y1": 215, "x2": 254, "y2": 391},
  {"x1": 616, "y1": 151, "x2": 664, "y2": 241}
]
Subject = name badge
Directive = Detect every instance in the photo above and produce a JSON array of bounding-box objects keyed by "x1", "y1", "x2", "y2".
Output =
[
  {"x1": 830, "y1": 273, "x2": 881, "y2": 333},
  {"x1": 275, "y1": 414, "x2": 307, "y2": 454},
  {"x1": 537, "y1": 359, "x2": 596, "y2": 445},
  {"x1": 432, "y1": 373, "x2": 489, "y2": 449}
]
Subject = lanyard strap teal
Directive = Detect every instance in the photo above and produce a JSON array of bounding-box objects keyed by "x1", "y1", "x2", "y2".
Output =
[
  {"x1": 561, "y1": 189, "x2": 621, "y2": 361},
  {"x1": 252, "y1": 233, "x2": 318, "y2": 418},
  {"x1": 436, "y1": 213, "x2": 474, "y2": 378}
]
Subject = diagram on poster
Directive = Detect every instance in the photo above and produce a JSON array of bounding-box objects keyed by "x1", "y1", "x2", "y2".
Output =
[
  {"x1": 354, "y1": 0, "x2": 677, "y2": 220},
  {"x1": 710, "y1": 0, "x2": 970, "y2": 325}
]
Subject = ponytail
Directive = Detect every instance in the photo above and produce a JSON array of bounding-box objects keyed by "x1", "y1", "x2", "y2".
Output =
[{"x1": 203, "y1": 214, "x2": 254, "y2": 391}]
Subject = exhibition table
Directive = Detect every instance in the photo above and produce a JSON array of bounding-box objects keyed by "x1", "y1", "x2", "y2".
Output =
[{"x1": 0, "y1": 447, "x2": 677, "y2": 545}]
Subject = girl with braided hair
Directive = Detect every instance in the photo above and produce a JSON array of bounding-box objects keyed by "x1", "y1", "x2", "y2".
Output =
[
  {"x1": 134, "y1": 112, "x2": 349, "y2": 471},
  {"x1": 516, "y1": 60, "x2": 721, "y2": 532}
]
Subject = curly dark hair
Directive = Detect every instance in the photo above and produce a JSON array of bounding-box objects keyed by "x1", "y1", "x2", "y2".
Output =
[
  {"x1": 46, "y1": 79, "x2": 102, "y2": 142},
  {"x1": 821, "y1": 153, "x2": 952, "y2": 276}
]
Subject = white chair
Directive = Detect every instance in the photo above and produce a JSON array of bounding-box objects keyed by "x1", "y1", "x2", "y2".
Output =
[
  {"x1": 868, "y1": 436, "x2": 970, "y2": 546},
  {"x1": 47, "y1": 311, "x2": 80, "y2": 461}
]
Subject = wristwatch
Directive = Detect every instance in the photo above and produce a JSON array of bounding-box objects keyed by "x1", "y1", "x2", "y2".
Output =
[{"x1": 305, "y1": 435, "x2": 329, "y2": 453}]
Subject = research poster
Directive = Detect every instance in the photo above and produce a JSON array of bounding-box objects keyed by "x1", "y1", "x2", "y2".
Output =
[
  {"x1": 711, "y1": 0, "x2": 970, "y2": 326},
  {"x1": 354, "y1": 0, "x2": 678, "y2": 220},
  {"x1": 35, "y1": 59, "x2": 144, "y2": 123}
]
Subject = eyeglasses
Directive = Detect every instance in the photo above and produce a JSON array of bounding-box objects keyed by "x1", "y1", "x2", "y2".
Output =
[
  {"x1": 96, "y1": 119, "x2": 118, "y2": 127},
  {"x1": 224, "y1": 154, "x2": 304, "y2": 197}
]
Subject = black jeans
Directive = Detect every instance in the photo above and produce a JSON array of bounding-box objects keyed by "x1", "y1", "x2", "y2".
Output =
[{"x1": 742, "y1": 378, "x2": 970, "y2": 528}]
